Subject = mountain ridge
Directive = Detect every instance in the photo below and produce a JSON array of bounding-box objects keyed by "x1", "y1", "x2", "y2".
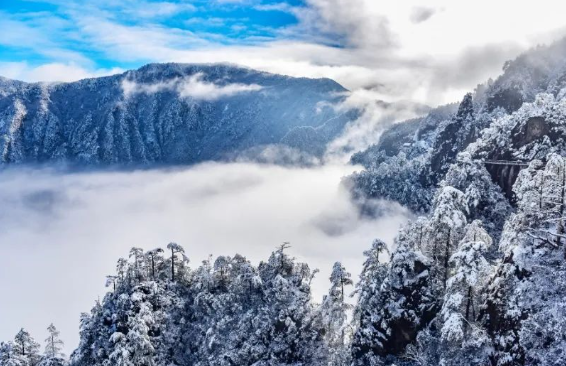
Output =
[{"x1": 0, "y1": 63, "x2": 355, "y2": 166}]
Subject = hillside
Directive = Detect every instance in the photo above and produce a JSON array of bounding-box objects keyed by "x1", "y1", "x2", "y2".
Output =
[{"x1": 0, "y1": 63, "x2": 355, "y2": 166}]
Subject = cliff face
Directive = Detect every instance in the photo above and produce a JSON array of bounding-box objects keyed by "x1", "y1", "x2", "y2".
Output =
[{"x1": 0, "y1": 63, "x2": 354, "y2": 166}]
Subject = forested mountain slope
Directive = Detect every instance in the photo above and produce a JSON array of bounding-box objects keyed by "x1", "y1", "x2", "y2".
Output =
[
  {"x1": 344, "y1": 38, "x2": 566, "y2": 365},
  {"x1": 0, "y1": 63, "x2": 355, "y2": 166},
  {"x1": 349, "y1": 38, "x2": 566, "y2": 214}
]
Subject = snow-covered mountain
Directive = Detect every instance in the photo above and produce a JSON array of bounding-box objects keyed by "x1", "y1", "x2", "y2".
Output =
[
  {"x1": 0, "y1": 63, "x2": 355, "y2": 166},
  {"x1": 349, "y1": 38, "x2": 566, "y2": 215}
]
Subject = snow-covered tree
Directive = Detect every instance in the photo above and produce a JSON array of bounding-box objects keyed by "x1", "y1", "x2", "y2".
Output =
[
  {"x1": 0, "y1": 342, "x2": 27, "y2": 366},
  {"x1": 439, "y1": 220, "x2": 493, "y2": 365},
  {"x1": 43, "y1": 324, "x2": 64, "y2": 361},
  {"x1": 144, "y1": 248, "x2": 164, "y2": 280},
  {"x1": 426, "y1": 186, "x2": 468, "y2": 295},
  {"x1": 13, "y1": 329, "x2": 40, "y2": 366},
  {"x1": 320, "y1": 262, "x2": 353, "y2": 366},
  {"x1": 351, "y1": 237, "x2": 436, "y2": 365},
  {"x1": 129, "y1": 247, "x2": 145, "y2": 283},
  {"x1": 442, "y1": 152, "x2": 511, "y2": 236},
  {"x1": 127, "y1": 301, "x2": 155, "y2": 366},
  {"x1": 166, "y1": 242, "x2": 187, "y2": 282}
]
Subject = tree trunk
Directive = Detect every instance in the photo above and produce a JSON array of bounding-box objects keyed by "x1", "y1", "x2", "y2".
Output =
[
  {"x1": 443, "y1": 228, "x2": 451, "y2": 290},
  {"x1": 464, "y1": 286, "x2": 473, "y2": 338},
  {"x1": 559, "y1": 163, "x2": 566, "y2": 251},
  {"x1": 151, "y1": 255, "x2": 156, "y2": 279},
  {"x1": 171, "y1": 248, "x2": 175, "y2": 282}
]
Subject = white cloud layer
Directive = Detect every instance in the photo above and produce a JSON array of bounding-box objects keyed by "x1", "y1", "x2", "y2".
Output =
[
  {"x1": 122, "y1": 73, "x2": 263, "y2": 100},
  {"x1": 0, "y1": 163, "x2": 410, "y2": 354}
]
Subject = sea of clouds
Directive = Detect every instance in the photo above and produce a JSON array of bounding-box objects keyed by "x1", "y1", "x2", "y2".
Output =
[{"x1": 0, "y1": 162, "x2": 410, "y2": 353}]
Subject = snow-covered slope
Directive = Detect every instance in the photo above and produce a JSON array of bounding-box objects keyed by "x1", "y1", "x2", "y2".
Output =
[
  {"x1": 0, "y1": 63, "x2": 355, "y2": 166},
  {"x1": 348, "y1": 38, "x2": 566, "y2": 214}
]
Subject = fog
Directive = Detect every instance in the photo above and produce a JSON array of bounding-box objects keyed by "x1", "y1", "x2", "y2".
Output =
[{"x1": 0, "y1": 162, "x2": 410, "y2": 354}]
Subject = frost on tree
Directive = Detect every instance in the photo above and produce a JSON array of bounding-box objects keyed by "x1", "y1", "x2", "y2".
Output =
[
  {"x1": 320, "y1": 262, "x2": 353, "y2": 366},
  {"x1": 351, "y1": 232, "x2": 437, "y2": 365},
  {"x1": 439, "y1": 220, "x2": 493, "y2": 366}
]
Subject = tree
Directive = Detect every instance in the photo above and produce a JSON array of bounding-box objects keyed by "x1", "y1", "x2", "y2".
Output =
[
  {"x1": 0, "y1": 342, "x2": 27, "y2": 366},
  {"x1": 105, "y1": 275, "x2": 117, "y2": 292},
  {"x1": 213, "y1": 255, "x2": 231, "y2": 291},
  {"x1": 442, "y1": 152, "x2": 511, "y2": 236},
  {"x1": 426, "y1": 186, "x2": 468, "y2": 295},
  {"x1": 320, "y1": 262, "x2": 353, "y2": 365},
  {"x1": 13, "y1": 329, "x2": 40, "y2": 365},
  {"x1": 127, "y1": 302, "x2": 155, "y2": 366},
  {"x1": 351, "y1": 238, "x2": 437, "y2": 365},
  {"x1": 129, "y1": 247, "x2": 145, "y2": 283},
  {"x1": 439, "y1": 221, "x2": 492, "y2": 365},
  {"x1": 44, "y1": 324, "x2": 64, "y2": 360},
  {"x1": 355, "y1": 239, "x2": 389, "y2": 299},
  {"x1": 116, "y1": 258, "x2": 128, "y2": 284},
  {"x1": 145, "y1": 248, "x2": 164, "y2": 280},
  {"x1": 166, "y1": 242, "x2": 186, "y2": 282}
]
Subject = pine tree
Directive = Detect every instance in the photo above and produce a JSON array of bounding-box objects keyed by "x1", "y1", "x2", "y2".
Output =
[
  {"x1": 127, "y1": 302, "x2": 155, "y2": 366},
  {"x1": 13, "y1": 329, "x2": 40, "y2": 366},
  {"x1": 351, "y1": 236, "x2": 437, "y2": 364},
  {"x1": 426, "y1": 186, "x2": 468, "y2": 296},
  {"x1": 145, "y1": 248, "x2": 164, "y2": 280},
  {"x1": 320, "y1": 262, "x2": 353, "y2": 366},
  {"x1": 43, "y1": 324, "x2": 65, "y2": 360},
  {"x1": 439, "y1": 221, "x2": 492, "y2": 365},
  {"x1": 166, "y1": 242, "x2": 187, "y2": 282},
  {"x1": 129, "y1": 247, "x2": 145, "y2": 283}
]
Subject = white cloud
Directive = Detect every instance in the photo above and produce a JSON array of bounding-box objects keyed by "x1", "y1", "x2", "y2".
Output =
[
  {"x1": 0, "y1": 61, "x2": 123, "y2": 82},
  {"x1": 122, "y1": 73, "x2": 263, "y2": 100},
  {"x1": 121, "y1": 78, "x2": 177, "y2": 97},
  {"x1": 178, "y1": 73, "x2": 263, "y2": 100},
  {"x1": 127, "y1": 2, "x2": 196, "y2": 18},
  {"x1": 8, "y1": 0, "x2": 566, "y2": 106},
  {"x1": 0, "y1": 162, "x2": 410, "y2": 354},
  {"x1": 325, "y1": 89, "x2": 430, "y2": 162}
]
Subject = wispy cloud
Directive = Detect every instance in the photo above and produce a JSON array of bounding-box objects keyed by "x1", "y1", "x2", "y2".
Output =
[
  {"x1": 409, "y1": 6, "x2": 440, "y2": 24},
  {"x1": 121, "y1": 73, "x2": 263, "y2": 100}
]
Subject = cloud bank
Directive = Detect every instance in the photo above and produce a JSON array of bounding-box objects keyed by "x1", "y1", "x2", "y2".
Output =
[{"x1": 0, "y1": 162, "x2": 410, "y2": 354}]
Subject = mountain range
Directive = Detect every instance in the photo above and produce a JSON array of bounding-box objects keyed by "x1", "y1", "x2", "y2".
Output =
[{"x1": 0, "y1": 63, "x2": 355, "y2": 166}]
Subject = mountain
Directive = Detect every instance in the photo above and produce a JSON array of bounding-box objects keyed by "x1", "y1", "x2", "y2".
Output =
[
  {"x1": 0, "y1": 63, "x2": 356, "y2": 166},
  {"x1": 344, "y1": 38, "x2": 566, "y2": 365},
  {"x1": 349, "y1": 38, "x2": 566, "y2": 216}
]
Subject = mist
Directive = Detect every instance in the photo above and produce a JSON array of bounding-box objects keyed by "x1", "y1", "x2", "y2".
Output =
[{"x1": 0, "y1": 162, "x2": 411, "y2": 354}]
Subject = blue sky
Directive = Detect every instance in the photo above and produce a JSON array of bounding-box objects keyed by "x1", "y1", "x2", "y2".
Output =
[
  {"x1": 1, "y1": 0, "x2": 566, "y2": 105},
  {"x1": 0, "y1": 0, "x2": 313, "y2": 71}
]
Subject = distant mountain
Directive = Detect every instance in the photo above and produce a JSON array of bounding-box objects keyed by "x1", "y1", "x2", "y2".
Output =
[{"x1": 0, "y1": 63, "x2": 356, "y2": 166}]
